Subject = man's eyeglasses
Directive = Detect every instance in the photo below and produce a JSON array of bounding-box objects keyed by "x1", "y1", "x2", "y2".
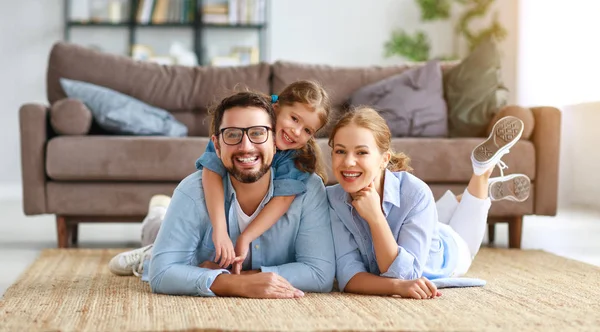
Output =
[{"x1": 217, "y1": 126, "x2": 272, "y2": 145}]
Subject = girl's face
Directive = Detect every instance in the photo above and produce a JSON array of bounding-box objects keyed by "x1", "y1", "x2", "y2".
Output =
[
  {"x1": 331, "y1": 124, "x2": 390, "y2": 194},
  {"x1": 274, "y1": 102, "x2": 322, "y2": 150}
]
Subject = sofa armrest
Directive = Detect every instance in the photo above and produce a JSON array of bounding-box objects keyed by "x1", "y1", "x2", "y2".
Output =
[
  {"x1": 530, "y1": 106, "x2": 561, "y2": 216},
  {"x1": 19, "y1": 103, "x2": 49, "y2": 215}
]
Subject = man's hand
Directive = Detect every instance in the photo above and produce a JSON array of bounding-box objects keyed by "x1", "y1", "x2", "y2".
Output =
[
  {"x1": 211, "y1": 272, "x2": 304, "y2": 298},
  {"x1": 240, "y1": 272, "x2": 305, "y2": 298}
]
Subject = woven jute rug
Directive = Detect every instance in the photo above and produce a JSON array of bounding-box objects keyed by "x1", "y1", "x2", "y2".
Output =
[{"x1": 0, "y1": 248, "x2": 599, "y2": 332}]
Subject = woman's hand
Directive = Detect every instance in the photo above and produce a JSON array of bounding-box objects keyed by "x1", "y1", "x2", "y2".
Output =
[
  {"x1": 351, "y1": 181, "x2": 385, "y2": 223},
  {"x1": 396, "y1": 277, "x2": 441, "y2": 299}
]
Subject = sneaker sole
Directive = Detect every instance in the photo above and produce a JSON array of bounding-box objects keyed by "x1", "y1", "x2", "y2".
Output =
[
  {"x1": 489, "y1": 175, "x2": 531, "y2": 202},
  {"x1": 473, "y1": 116, "x2": 524, "y2": 164}
]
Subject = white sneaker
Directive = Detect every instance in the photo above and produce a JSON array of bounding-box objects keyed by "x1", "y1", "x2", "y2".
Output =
[
  {"x1": 108, "y1": 244, "x2": 153, "y2": 277},
  {"x1": 472, "y1": 116, "x2": 524, "y2": 175},
  {"x1": 488, "y1": 173, "x2": 531, "y2": 202}
]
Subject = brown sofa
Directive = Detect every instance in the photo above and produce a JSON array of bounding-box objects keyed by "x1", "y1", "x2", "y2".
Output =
[{"x1": 19, "y1": 42, "x2": 561, "y2": 248}]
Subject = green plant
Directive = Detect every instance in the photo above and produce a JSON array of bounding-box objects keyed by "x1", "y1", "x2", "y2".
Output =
[
  {"x1": 384, "y1": 0, "x2": 507, "y2": 61},
  {"x1": 455, "y1": 0, "x2": 507, "y2": 51},
  {"x1": 384, "y1": 30, "x2": 431, "y2": 62},
  {"x1": 417, "y1": 0, "x2": 452, "y2": 20}
]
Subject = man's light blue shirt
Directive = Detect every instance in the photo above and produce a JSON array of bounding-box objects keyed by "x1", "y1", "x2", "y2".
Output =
[
  {"x1": 327, "y1": 170, "x2": 458, "y2": 292},
  {"x1": 146, "y1": 170, "x2": 335, "y2": 296}
]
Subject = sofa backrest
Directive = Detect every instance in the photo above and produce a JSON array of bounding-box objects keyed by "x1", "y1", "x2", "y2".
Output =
[
  {"x1": 47, "y1": 42, "x2": 458, "y2": 137},
  {"x1": 47, "y1": 42, "x2": 271, "y2": 136},
  {"x1": 271, "y1": 61, "x2": 457, "y2": 137}
]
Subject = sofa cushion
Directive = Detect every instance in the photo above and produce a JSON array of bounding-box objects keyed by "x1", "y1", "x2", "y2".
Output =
[
  {"x1": 49, "y1": 98, "x2": 92, "y2": 135},
  {"x1": 444, "y1": 37, "x2": 509, "y2": 137},
  {"x1": 46, "y1": 136, "x2": 209, "y2": 181},
  {"x1": 317, "y1": 138, "x2": 535, "y2": 185},
  {"x1": 47, "y1": 136, "x2": 535, "y2": 186},
  {"x1": 47, "y1": 42, "x2": 271, "y2": 136},
  {"x1": 60, "y1": 78, "x2": 188, "y2": 137},
  {"x1": 348, "y1": 60, "x2": 448, "y2": 137},
  {"x1": 46, "y1": 182, "x2": 178, "y2": 216}
]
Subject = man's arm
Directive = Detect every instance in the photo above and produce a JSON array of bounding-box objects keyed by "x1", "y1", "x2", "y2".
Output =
[
  {"x1": 260, "y1": 176, "x2": 336, "y2": 292},
  {"x1": 148, "y1": 185, "x2": 231, "y2": 297}
]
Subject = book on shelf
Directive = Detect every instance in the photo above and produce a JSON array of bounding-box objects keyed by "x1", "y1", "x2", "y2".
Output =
[
  {"x1": 137, "y1": 0, "x2": 194, "y2": 24},
  {"x1": 205, "y1": 0, "x2": 266, "y2": 25}
]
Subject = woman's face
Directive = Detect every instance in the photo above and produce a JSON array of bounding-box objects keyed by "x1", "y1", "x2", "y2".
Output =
[
  {"x1": 331, "y1": 124, "x2": 390, "y2": 194},
  {"x1": 274, "y1": 102, "x2": 322, "y2": 150}
]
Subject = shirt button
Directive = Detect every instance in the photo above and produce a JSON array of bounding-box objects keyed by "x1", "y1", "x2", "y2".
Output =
[{"x1": 255, "y1": 245, "x2": 260, "y2": 249}]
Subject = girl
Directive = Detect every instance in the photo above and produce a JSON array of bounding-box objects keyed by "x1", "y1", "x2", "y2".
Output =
[
  {"x1": 197, "y1": 80, "x2": 331, "y2": 273},
  {"x1": 327, "y1": 107, "x2": 530, "y2": 299}
]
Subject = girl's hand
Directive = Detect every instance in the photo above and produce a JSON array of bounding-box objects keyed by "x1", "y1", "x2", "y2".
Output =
[
  {"x1": 212, "y1": 229, "x2": 235, "y2": 268},
  {"x1": 396, "y1": 277, "x2": 441, "y2": 299},
  {"x1": 232, "y1": 236, "x2": 250, "y2": 275},
  {"x1": 351, "y1": 181, "x2": 384, "y2": 223}
]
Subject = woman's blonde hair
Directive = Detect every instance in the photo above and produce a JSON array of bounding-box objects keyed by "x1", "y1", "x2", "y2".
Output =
[
  {"x1": 277, "y1": 80, "x2": 331, "y2": 183},
  {"x1": 328, "y1": 107, "x2": 413, "y2": 172}
]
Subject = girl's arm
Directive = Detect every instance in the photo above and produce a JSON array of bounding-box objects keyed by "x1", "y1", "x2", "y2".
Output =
[
  {"x1": 233, "y1": 195, "x2": 295, "y2": 273},
  {"x1": 232, "y1": 151, "x2": 307, "y2": 273},
  {"x1": 239, "y1": 195, "x2": 294, "y2": 243},
  {"x1": 202, "y1": 168, "x2": 226, "y2": 228},
  {"x1": 196, "y1": 141, "x2": 235, "y2": 268}
]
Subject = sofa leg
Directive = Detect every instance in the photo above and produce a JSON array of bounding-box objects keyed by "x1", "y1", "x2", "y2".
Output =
[
  {"x1": 70, "y1": 223, "x2": 79, "y2": 246},
  {"x1": 487, "y1": 223, "x2": 496, "y2": 244},
  {"x1": 508, "y1": 216, "x2": 523, "y2": 249},
  {"x1": 56, "y1": 215, "x2": 70, "y2": 248}
]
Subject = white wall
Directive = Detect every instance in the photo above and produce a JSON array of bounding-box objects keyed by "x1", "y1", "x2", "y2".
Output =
[
  {"x1": 0, "y1": 0, "x2": 518, "y2": 201},
  {"x1": 270, "y1": 0, "x2": 518, "y2": 103},
  {"x1": 0, "y1": 0, "x2": 63, "y2": 200},
  {"x1": 518, "y1": 1, "x2": 600, "y2": 209}
]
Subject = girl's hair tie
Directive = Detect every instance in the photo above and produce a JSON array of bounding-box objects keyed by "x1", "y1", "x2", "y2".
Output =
[{"x1": 271, "y1": 95, "x2": 278, "y2": 103}]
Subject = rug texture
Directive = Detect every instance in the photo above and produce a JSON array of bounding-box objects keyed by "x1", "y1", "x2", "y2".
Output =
[{"x1": 0, "y1": 248, "x2": 599, "y2": 332}]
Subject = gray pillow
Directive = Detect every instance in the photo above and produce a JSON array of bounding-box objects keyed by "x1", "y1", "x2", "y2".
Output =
[
  {"x1": 59, "y1": 78, "x2": 188, "y2": 137},
  {"x1": 348, "y1": 60, "x2": 448, "y2": 137}
]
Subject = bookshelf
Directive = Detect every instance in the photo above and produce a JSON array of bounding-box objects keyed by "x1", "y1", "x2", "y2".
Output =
[{"x1": 63, "y1": 0, "x2": 268, "y2": 66}]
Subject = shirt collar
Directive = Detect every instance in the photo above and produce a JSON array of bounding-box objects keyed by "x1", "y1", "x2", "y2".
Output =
[{"x1": 382, "y1": 169, "x2": 401, "y2": 208}]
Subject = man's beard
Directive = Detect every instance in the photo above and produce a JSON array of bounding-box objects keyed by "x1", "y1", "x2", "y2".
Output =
[{"x1": 225, "y1": 153, "x2": 271, "y2": 183}]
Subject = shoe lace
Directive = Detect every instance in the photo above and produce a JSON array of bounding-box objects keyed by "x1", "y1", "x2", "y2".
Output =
[
  {"x1": 124, "y1": 245, "x2": 152, "y2": 277},
  {"x1": 497, "y1": 160, "x2": 509, "y2": 177}
]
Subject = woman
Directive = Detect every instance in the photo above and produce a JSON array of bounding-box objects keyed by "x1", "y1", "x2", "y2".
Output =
[{"x1": 326, "y1": 107, "x2": 530, "y2": 299}]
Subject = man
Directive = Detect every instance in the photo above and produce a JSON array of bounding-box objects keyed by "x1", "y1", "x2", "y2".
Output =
[{"x1": 109, "y1": 92, "x2": 335, "y2": 298}]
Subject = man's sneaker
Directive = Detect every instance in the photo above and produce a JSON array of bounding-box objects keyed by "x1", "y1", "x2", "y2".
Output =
[
  {"x1": 472, "y1": 116, "x2": 524, "y2": 175},
  {"x1": 108, "y1": 244, "x2": 153, "y2": 277},
  {"x1": 488, "y1": 174, "x2": 531, "y2": 202}
]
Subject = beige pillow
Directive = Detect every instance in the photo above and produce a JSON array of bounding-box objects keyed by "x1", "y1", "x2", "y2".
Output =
[
  {"x1": 444, "y1": 37, "x2": 508, "y2": 137},
  {"x1": 487, "y1": 105, "x2": 535, "y2": 140},
  {"x1": 50, "y1": 98, "x2": 92, "y2": 135}
]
